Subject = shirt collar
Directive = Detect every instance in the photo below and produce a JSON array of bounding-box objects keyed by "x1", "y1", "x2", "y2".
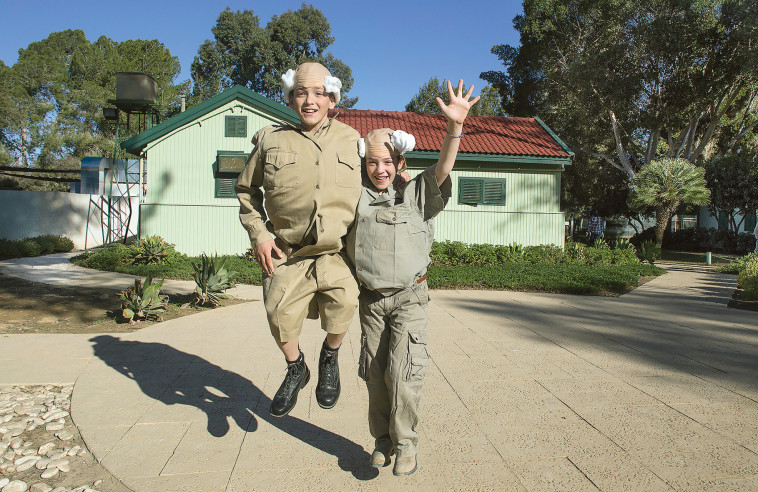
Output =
[{"x1": 366, "y1": 185, "x2": 398, "y2": 207}]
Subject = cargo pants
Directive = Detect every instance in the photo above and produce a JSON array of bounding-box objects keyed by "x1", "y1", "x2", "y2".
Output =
[{"x1": 358, "y1": 279, "x2": 430, "y2": 458}]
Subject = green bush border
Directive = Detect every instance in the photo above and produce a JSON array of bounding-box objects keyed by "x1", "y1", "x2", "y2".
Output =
[
  {"x1": 72, "y1": 238, "x2": 665, "y2": 295},
  {"x1": 0, "y1": 235, "x2": 74, "y2": 260}
]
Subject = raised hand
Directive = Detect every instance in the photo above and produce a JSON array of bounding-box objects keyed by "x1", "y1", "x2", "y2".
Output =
[{"x1": 436, "y1": 79, "x2": 480, "y2": 125}]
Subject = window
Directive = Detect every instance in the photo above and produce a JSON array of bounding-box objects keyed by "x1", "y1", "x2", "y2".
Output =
[
  {"x1": 745, "y1": 212, "x2": 757, "y2": 232},
  {"x1": 215, "y1": 151, "x2": 247, "y2": 198},
  {"x1": 225, "y1": 116, "x2": 247, "y2": 138},
  {"x1": 717, "y1": 211, "x2": 729, "y2": 230},
  {"x1": 458, "y1": 177, "x2": 506, "y2": 206}
]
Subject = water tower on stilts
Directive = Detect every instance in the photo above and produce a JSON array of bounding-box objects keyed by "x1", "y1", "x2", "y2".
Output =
[{"x1": 100, "y1": 72, "x2": 161, "y2": 246}]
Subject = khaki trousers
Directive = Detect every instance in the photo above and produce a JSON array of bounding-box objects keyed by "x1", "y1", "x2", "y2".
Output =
[
  {"x1": 358, "y1": 280, "x2": 429, "y2": 458},
  {"x1": 262, "y1": 250, "x2": 359, "y2": 343}
]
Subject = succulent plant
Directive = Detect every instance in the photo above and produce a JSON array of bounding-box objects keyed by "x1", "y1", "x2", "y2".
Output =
[
  {"x1": 192, "y1": 253, "x2": 237, "y2": 307},
  {"x1": 131, "y1": 236, "x2": 173, "y2": 264},
  {"x1": 118, "y1": 276, "x2": 169, "y2": 323}
]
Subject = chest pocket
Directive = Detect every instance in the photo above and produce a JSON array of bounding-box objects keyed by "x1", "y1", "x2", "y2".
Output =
[
  {"x1": 375, "y1": 208, "x2": 424, "y2": 235},
  {"x1": 263, "y1": 150, "x2": 299, "y2": 189},
  {"x1": 336, "y1": 153, "x2": 360, "y2": 188}
]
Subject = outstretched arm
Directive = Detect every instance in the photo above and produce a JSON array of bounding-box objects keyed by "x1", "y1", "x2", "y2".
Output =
[{"x1": 434, "y1": 79, "x2": 480, "y2": 185}]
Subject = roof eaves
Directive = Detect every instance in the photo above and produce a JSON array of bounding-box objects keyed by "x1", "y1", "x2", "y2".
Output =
[
  {"x1": 121, "y1": 86, "x2": 298, "y2": 155},
  {"x1": 533, "y1": 116, "x2": 574, "y2": 158},
  {"x1": 406, "y1": 150, "x2": 572, "y2": 166}
]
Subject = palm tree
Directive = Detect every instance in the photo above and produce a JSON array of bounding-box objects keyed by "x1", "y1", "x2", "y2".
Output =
[{"x1": 629, "y1": 158, "x2": 710, "y2": 247}]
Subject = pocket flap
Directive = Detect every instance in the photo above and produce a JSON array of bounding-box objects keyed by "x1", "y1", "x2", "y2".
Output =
[
  {"x1": 376, "y1": 209, "x2": 410, "y2": 225},
  {"x1": 409, "y1": 332, "x2": 427, "y2": 345},
  {"x1": 265, "y1": 151, "x2": 297, "y2": 170},
  {"x1": 337, "y1": 152, "x2": 359, "y2": 170}
]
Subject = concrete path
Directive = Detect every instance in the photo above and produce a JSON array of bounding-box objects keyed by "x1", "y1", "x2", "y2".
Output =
[{"x1": 1, "y1": 256, "x2": 758, "y2": 490}]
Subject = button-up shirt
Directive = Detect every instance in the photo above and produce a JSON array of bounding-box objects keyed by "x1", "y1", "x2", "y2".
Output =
[
  {"x1": 235, "y1": 118, "x2": 362, "y2": 258},
  {"x1": 347, "y1": 166, "x2": 452, "y2": 293}
]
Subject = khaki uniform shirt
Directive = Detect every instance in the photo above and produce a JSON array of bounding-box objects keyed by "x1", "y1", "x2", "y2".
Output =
[
  {"x1": 347, "y1": 166, "x2": 452, "y2": 294},
  {"x1": 235, "y1": 118, "x2": 362, "y2": 258}
]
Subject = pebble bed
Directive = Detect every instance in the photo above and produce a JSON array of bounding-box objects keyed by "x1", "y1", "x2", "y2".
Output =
[{"x1": 0, "y1": 385, "x2": 109, "y2": 492}]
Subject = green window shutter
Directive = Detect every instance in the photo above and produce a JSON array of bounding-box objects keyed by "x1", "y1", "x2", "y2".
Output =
[
  {"x1": 718, "y1": 211, "x2": 728, "y2": 230},
  {"x1": 745, "y1": 212, "x2": 757, "y2": 232},
  {"x1": 225, "y1": 116, "x2": 247, "y2": 138},
  {"x1": 458, "y1": 177, "x2": 506, "y2": 205},
  {"x1": 459, "y1": 178, "x2": 482, "y2": 204},
  {"x1": 215, "y1": 176, "x2": 237, "y2": 198},
  {"x1": 482, "y1": 179, "x2": 506, "y2": 205}
]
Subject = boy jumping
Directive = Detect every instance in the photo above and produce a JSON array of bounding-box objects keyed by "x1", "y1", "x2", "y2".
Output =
[{"x1": 235, "y1": 62, "x2": 361, "y2": 417}]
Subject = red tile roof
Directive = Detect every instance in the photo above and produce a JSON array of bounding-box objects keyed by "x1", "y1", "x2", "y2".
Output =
[{"x1": 330, "y1": 109, "x2": 571, "y2": 158}]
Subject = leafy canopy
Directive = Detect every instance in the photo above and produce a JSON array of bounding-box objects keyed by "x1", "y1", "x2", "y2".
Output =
[
  {"x1": 191, "y1": 5, "x2": 356, "y2": 108},
  {"x1": 405, "y1": 76, "x2": 503, "y2": 116},
  {"x1": 481, "y1": 0, "x2": 758, "y2": 214},
  {"x1": 629, "y1": 158, "x2": 710, "y2": 245}
]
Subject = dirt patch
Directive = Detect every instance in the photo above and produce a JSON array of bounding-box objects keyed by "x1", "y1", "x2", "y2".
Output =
[{"x1": 0, "y1": 273, "x2": 247, "y2": 334}]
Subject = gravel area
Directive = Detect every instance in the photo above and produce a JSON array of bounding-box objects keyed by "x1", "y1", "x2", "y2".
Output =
[{"x1": 0, "y1": 385, "x2": 130, "y2": 492}]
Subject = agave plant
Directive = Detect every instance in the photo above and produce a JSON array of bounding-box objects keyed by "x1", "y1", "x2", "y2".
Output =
[
  {"x1": 118, "y1": 276, "x2": 169, "y2": 323},
  {"x1": 192, "y1": 253, "x2": 237, "y2": 307},
  {"x1": 592, "y1": 238, "x2": 610, "y2": 249},
  {"x1": 638, "y1": 240, "x2": 661, "y2": 265},
  {"x1": 131, "y1": 235, "x2": 173, "y2": 264},
  {"x1": 612, "y1": 238, "x2": 634, "y2": 250}
]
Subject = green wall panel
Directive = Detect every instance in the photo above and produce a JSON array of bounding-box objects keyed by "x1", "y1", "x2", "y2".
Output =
[{"x1": 139, "y1": 203, "x2": 252, "y2": 256}]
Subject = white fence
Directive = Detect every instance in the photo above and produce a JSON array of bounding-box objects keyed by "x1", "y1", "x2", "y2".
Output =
[{"x1": 0, "y1": 190, "x2": 139, "y2": 250}]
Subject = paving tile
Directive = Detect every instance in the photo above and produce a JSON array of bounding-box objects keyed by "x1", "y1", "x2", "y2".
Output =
[{"x1": 99, "y1": 421, "x2": 191, "y2": 478}]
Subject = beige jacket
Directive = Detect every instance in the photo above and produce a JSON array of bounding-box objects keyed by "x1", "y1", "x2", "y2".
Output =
[{"x1": 235, "y1": 118, "x2": 361, "y2": 258}]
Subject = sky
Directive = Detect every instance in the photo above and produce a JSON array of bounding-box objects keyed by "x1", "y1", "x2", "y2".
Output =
[{"x1": 0, "y1": 0, "x2": 522, "y2": 111}]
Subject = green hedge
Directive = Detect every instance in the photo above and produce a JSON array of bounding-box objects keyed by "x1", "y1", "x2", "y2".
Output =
[
  {"x1": 430, "y1": 240, "x2": 640, "y2": 267},
  {"x1": 0, "y1": 235, "x2": 74, "y2": 260},
  {"x1": 632, "y1": 226, "x2": 755, "y2": 254},
  {"x1": 73, "y1": 237, "x2": 664, "y2": 295},
  {"x1": 428, "y1": 263, "x2": 663, "y2": 295},
  {"x1": 736, "y1": 255, "x2": 758, "y2": 301},
  {"x1": 72, "y1": 243, "x2": 263, "y2": 285}
]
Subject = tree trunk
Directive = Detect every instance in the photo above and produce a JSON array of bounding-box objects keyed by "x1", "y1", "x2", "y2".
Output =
[{"x1": 654, "y1": 203, "x2": 678, "y2": 247}]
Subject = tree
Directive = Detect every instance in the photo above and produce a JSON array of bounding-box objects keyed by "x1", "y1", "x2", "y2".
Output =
[
  {"x1": 191, "y1": 5, "x2": 356, "y2": 107},
  {"x1": 406, "y1": 77, "x2": 503, "y2": 116},
  {"x1": 4, "y1": 30, "x2": 187, "y2": 190},
  {"x1": 628, "y1": 158, "x2": 710, "y2": 246},
  {"x1": 482, "y1": 0, "x2": 758, "y2": 186},
  {"x1": 705, "y1": 154, "x2": 758, "y2": 231}
]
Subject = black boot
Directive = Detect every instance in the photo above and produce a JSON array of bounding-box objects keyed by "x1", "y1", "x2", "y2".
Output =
[
  {"x1": 315, "y1": 341, "x2": 341, "y2": 409},
  {"x1": 270, "y1": 352, "x2": 310, "y2": 418}
]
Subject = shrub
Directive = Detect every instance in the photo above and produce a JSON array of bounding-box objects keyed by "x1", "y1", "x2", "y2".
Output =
[
  {"x1": 737, "y1": 257, "x2": 758, "y2": 301},
  {"x1": 18, "y1": 239, "x2": 41, "y2": 257},
  {"x1": 720, "y1": 252, "x2": 758, "y2": 274},
  {"x1": 0, "y1": 239, "x2": 22, "y2": 259},
  {"x1": 633, "y1": 226, "x2": 755, "y2": 254},
  {"x1": 74, "y1": 242, "x2": 133, "y2": 270},
  {"x1": 131, "y1": 235, "x2": 177, "y2": 265},
  {"x1": 638, "y1": 240, "x2": 661, "y2": 265}
]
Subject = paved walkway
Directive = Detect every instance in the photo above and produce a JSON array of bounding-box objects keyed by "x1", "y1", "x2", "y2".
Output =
[{"x1": 1, "y1": 255, "x2": 758, "y2": 490}]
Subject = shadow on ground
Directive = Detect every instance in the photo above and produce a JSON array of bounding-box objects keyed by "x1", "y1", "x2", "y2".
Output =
[{"x1": 89, "y1": 335, "x2": 378, "y2": 481}]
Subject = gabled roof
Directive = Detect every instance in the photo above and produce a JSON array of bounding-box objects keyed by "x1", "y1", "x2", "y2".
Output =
[
  {"x1": 330, "y1": 109, "x2": 573, "y2": 161},
  {"x1": 121, "y1": 85, "x2": 298, "y2": 155}
]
